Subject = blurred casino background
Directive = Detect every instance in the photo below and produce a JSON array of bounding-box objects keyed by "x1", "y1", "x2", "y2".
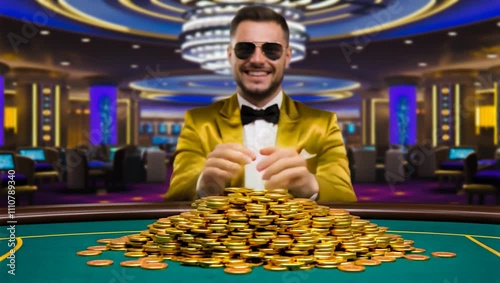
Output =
[{"x1": 0, "y1": 0, "x2": 499, "y2": 206}]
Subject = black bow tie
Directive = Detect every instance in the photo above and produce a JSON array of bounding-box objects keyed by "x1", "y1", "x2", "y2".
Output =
[{"x1": 240, "y1": 104, "x2": 280, "y2": 125}]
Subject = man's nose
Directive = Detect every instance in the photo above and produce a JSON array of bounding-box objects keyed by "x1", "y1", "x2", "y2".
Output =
[{"x1": 249, "y1": 46, "x2": 266, "y2": 63}]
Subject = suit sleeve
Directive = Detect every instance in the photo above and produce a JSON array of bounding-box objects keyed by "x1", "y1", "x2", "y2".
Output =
[
  {"x1": 315, "y1": 113, "x2": 357, "y2": 202},
  {"x1": 164, "y1": 110, "x2": 206, "y2": 201}
]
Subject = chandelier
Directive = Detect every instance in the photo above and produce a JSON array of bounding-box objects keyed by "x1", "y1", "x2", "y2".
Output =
[{"x1": 179, "y1": 2, "x2": 309, "y2": 75}]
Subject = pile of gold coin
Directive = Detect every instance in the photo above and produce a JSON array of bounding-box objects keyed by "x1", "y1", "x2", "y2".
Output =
[{"x1": 78, "y1": 188, "x2": 454, "y2": 273}]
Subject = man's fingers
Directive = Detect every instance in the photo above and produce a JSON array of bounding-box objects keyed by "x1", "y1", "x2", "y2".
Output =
[
  {"x1": 203, "y1": 167, "x2": 234, "y2": 182},
  {"x1": 264, "y1": 167, "x2": 306, "y2": 189},
  {"x1": 259, "y1": 146, "x2": 278, "y2": 156},
  {"x1": 209, "y1": 147, "x2": 254, "y2": 164},
  {"x1": 257, "y1": 148, "x2": 298, "y2": 171},
  {"x1": 261, "y1": 157, "x2": 305, "y2": 180},
  {"x1": 205, "y1": 158, "x2": 243, "y2": 175}
]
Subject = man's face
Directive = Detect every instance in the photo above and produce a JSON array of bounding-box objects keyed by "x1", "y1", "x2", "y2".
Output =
[{"x1": 227, "y1": 21, "x2": 291, "y2": 103}]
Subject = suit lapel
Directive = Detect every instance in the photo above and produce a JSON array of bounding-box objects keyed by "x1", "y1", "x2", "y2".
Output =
[
  {"x1": 217, "y1": 94, "x2": 244, "y2": 145},
  {"x1": 276, "y1": 94, "x2": 301, "y2": 149}
]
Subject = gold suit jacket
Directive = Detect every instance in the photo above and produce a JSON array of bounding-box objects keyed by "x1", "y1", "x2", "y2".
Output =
[{"x1": 165, "y1": 93, "x2": 357, "y2": 202}]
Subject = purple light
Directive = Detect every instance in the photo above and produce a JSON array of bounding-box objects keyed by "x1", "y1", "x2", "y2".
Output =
[
  {"x1": 89, "y1": 86, "x2": 117, "y2": 145},
  {"x1": 389, "y1": 85, "x2": 417, "y2": 145},
  {"x1": 0, "y1": 76, "x2": 4, "y2": 146}
]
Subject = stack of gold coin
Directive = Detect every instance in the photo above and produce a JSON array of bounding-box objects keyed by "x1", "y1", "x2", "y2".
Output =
[{"x1": 79, "y1": 187, "x2": 442, "y2": 272}]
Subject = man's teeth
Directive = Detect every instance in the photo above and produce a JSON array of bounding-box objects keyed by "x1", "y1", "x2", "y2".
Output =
[{"x1": 247, "y1": 71, "x2": 267, "y2": 76}]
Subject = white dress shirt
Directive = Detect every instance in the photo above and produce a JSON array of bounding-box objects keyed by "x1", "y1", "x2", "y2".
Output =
[{"x1": 237, "y1": 92, "x2": 283, "y2": 191}]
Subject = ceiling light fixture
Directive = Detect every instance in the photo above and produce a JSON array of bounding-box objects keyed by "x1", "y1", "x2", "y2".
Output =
[
  {"x1": 351, "y1": 65, "x2": 358, "y2": 69},
  {"x1": 404, "y1": 39, "x2": 413, "y2": 45},
  {"x1": 418, "y1": 62, "x2": 427, "y2": 67},
  {"x1": 486, "y1": 54, "x2": 497, "y2": 59},
  {"x1": 447, "y1": 31, "x2": 457, "y2": 37},
  {"x1": 81, "y1": 38, "x2": 91, "y2": 43},
  {"x1": 130, "y1": 64, "x2": 139, "y2": 68},
  {"x1": 132, "y1": 44, "x2": 141, "y2": 49},
  {"x1": 60, "y1": 61, "x2": 70, "y2": 66},
  {"x1": 40, "y1": 30, "x2": 50, "y2": 35},
  {"x1": 180, "y1": 4, "x2": 307, "y2": 75},
  {"x1": 311, "y1": 50, "x2": 319, "y2": 55}
]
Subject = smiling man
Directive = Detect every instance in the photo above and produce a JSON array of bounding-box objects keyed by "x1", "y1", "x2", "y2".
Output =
[{"x1": 164, "y1": 5, "x2": 357, "y2": 202}]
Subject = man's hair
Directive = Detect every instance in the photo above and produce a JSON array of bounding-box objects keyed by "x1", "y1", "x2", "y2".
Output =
[{"x1": 229, "y1": 5, "x2": 290, "y2": 45}]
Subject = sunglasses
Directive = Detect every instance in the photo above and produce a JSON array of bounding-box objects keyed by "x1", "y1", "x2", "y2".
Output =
[{"x1": 233, "y1": 42, "x2": 284, "y2": 61}]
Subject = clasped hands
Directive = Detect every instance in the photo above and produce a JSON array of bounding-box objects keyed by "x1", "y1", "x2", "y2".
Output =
[{"x1": 198, "y1": 143, "x2": 319, "y2": 198}]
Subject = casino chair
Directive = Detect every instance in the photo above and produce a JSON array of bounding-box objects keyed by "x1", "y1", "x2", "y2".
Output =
[
  {"x1": 33, "y1": 147, "x2": 61, "y2": 184},
  {"x1": 434, "y1": 146, "x2": 463, "y2": 191},
  {"x1": 145, "y1": 150, "x2": 167, "y2": 183},
  {"x1": 407, "y1": 144, "x2": 436, "y2": 178},
  {"x1": 0, "y1": 153, "x2": 38, "y2": 205},
  {"x1": 352, "y1": 148, "x2": 377, "y2": 183},
  {"x1": 462, "y1": 152, "x2": 497, "y2": 205},
  {"x1": 384, "y1": 148, "x2": 407, "y2": 185},
  {"x1": 66, "y1": 148, "x2": 108, "y2": 191},
  {"x1": 108, "y1": 147, "x2": 127, "y2": 190}
]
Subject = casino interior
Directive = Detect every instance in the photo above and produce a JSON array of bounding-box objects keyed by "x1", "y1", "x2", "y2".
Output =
[
  {"x1": 0, "y1": 1, "x2": 499, "y2": 282},
  {"x1": 0, "y1": 0, "x2": 499, "y2": 207}
]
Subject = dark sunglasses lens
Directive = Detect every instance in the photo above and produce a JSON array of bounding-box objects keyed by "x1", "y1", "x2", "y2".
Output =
[
  {"x1": 234, "y1": 42, "x2": 256, "y2": 60},
  {"x1": 262, "y1": 43, "x2": 283, "y2": 60}
]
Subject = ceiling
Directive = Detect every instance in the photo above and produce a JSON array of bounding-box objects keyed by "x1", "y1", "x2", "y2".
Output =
[{"x1": 0, "y1": 0, "x2": 498, "y2": 104}]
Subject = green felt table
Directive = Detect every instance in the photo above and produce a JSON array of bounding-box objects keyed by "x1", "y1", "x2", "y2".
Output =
[{"x1": 1, "y1": 203, "x2": 499, "y2": 283}]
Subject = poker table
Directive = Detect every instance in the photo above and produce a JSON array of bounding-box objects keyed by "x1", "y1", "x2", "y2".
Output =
[{"x1": 1, "y1": 202, "x2": 499, "y2": 283}]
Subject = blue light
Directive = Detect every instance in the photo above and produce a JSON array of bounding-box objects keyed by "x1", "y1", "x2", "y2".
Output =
[
  {"x1": 89, "y1": 85, "x2": 117, "y2": 145},
  {"x1": 389, "y1": 85, "x2": 417, "y2": 145},
  {"x1": 346, "y1": 123, "x2": 355, "y2": 134}
]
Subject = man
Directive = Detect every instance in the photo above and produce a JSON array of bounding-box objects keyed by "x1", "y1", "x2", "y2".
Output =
[{"x1": 165, "y1": 5, "x2": 357, "y2": 202}]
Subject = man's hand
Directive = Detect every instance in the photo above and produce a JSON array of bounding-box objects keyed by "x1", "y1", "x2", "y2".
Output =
[
  {"x1": 198, "y1": 143, "x2": 256, "y2": 197},
  {"x1": 257, "y1": 147, "x2": 319, "y2": 198}
]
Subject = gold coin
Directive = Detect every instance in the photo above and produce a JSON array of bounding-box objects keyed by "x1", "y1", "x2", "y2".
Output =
[
  {"x1": 299, "y1": 265, "x2": 314, "y2": 270},
  {"x1": 87, "y1": 246, "x2": 109, "y2": 251},
  {"x1": 316, "y1": 264, "x2": 339, "y2": 269},
  {"x1": 124, "y1": 252, "x2": 148, "y2": 258},
  {"x1": 412, "y1": 248, "x2": 426, "y2": 253},
  {"x1": 431, "y1": 252, "x2": 456, "y2": 258},
  {"x1": 96, "y1": 238, "x2": 114, "y2": 244},
  {"x1": 371, "y1": 256, "x2": 396, "y2": 262},
  {"x1": 385, "y1": 251, "x2": 404, "y2": 258},
  {"x1": 77, "y1": 250, "x2": 102, "y2": 256},
  {"x1": 404, "y1": 254, "x2": 430, "y2": 261},
  {"x1": 87, "y1": 260, "x2": 113, "y2": 267},
  {"x1": 141, "y1": 262, "x2": 168, "y2": 270},
  {"x1": 208, "y1": 264, "x2": 225, "y2": 268},
  {"x1": 354, "y1": 259, "x2": 381, "y2": 266},
  {"x1": 120, "y1": 261, "x2": 142, "y2": 267},
  {"x1": 224, "y1": 267, "x2": 252, "y2": 274},
  {"x1": 338, "y1": 264, "x2": 365, "y2": 272},
  {"x1": 264, "y1": 264, "x2": 288, "y2": 271},
  {"x1": 141, "y1": 256, "x2": 164, "y2": 263}
]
